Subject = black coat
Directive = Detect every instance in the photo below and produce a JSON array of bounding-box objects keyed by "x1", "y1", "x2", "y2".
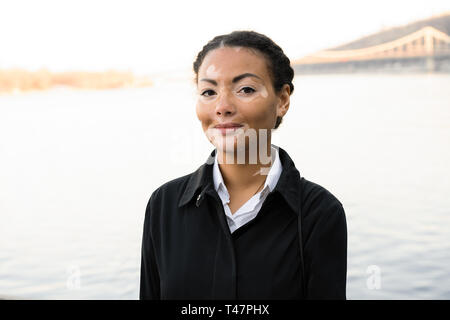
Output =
[{"x1": 140, "y1": 146, "x2": 347, "y2": 300}]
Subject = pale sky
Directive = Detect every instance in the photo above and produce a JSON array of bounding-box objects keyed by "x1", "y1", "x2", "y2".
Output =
[{"x1": 0, "y1": 0, "x2": 449, "y2": 75}]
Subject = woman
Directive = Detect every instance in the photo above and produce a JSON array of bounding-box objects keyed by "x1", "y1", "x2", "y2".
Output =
[{"x1": 140, "y1": 31, "x2": 347, "y2": 300}]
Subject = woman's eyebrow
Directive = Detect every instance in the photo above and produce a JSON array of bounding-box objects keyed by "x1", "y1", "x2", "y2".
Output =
[
  {"x1": 232, "y1": 73, "x2": 262, "y2": 83},
  {"x1": 200, "y1": 73, "x2": 262, "y2": 86}
]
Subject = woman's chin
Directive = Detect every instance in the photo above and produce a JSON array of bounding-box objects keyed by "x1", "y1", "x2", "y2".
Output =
[{"x1": 213, "y1": 137, "x2": 252, "y2": 165}]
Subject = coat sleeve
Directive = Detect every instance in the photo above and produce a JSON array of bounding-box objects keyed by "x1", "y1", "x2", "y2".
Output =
[
  {"x1": 303, "y1": 200, "x2": 347, "y2": 300},
  {"x1": 139, "y1": 192, "x2": 161, "y2": 300}
]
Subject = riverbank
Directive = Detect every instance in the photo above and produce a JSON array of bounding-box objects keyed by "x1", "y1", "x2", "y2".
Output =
[{"x1": 0, "y1": 69, "x2": 153, "y2": 94}]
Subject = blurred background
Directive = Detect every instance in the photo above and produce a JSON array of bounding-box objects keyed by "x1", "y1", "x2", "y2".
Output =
[{"x1": 0, "y1": 0, "x2": 449, "y2": 299}]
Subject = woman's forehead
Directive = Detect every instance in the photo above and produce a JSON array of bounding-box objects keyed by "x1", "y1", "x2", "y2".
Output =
[{"x1": 199, "y1": 46, "x2": 270, "y2": 80}]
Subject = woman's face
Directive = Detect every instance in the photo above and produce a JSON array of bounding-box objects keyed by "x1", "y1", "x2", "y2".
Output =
[{"x1": 195, "y1": 46, "x2": 290, "y2": 158}]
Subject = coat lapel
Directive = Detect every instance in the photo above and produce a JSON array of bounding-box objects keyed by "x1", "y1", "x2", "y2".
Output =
[{"x1": 177, "y1": 146, "x2": 303, "y2": 216}]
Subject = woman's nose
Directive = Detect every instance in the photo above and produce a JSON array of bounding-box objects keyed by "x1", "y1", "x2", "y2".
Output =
[{"x1": 215, "y1": 92, "x2": 236, "y2": 116}]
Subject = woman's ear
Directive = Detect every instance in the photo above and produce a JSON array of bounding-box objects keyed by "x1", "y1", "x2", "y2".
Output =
[{"x1": 276, "y1": 84, "x2": 290, "y2": 118}]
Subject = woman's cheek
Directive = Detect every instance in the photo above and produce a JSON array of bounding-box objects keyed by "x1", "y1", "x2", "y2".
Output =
[{"x1": 236, "y1": 95, "x2": 258, "y2": 103}]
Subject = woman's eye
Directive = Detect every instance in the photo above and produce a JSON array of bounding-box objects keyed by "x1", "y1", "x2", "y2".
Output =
[
  {"x1": 239, "y1": 87, "x2": 256, "y2": 94},
  {"x1": 201, "y1": 89, "x2": 216, "y2": 97}
]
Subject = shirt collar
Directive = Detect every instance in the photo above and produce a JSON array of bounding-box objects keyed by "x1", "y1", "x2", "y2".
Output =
[
  {"x1": 178, "y1": 145, "x2": 303, "y2": 215},
  {"x1": 212, "y1": 145, "x2": 283, "y2": 200}
]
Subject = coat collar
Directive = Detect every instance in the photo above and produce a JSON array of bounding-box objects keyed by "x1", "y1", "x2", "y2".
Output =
[{"x1": 177, "y1": 145, "x2": 303, "y2": 215}]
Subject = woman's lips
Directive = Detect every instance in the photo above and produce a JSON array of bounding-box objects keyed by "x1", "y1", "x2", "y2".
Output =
[{"x1": 213, "y1": 125, "x2": 244, "y2": 135}]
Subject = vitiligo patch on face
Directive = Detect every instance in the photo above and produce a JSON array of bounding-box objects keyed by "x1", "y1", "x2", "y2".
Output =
[
  {"x1": 206, "y1": 65, "x2": 220, "y2": 78},
  {"x1": 259, "y1": 85, "x2": 268, "y2": 98}
]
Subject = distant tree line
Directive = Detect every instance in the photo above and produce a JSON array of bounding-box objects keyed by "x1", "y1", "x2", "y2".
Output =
[{"x1": 0, "y1": 69, "x2": 153, "y2": 93}]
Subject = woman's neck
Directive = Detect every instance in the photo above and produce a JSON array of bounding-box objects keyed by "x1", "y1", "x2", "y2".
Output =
[{"x1": 216, "y1": 146, "x2": 273, "y2": 192}]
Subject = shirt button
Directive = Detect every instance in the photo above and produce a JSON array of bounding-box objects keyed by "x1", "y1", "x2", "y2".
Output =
[{"x1": 196, "y1": 194, "x2": 202, "y2": 207}]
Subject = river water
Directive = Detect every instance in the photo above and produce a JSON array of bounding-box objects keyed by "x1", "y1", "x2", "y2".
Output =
[{"x1": 1, "y1": 73, "x2": 449, "y2": 299}]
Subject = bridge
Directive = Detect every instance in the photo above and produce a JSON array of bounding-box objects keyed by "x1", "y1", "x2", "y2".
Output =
[{"x1": 293, "y1": 15, "x2": 450, "y2": 73}]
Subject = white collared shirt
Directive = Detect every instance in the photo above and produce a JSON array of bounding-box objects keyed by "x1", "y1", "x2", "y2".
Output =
[{"x1": 213, "y1": 145, "x2": 283, "y2": 234}]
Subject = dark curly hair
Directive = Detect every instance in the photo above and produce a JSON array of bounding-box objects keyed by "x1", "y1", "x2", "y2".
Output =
[{"x1": 193, "y1": 30, "x2": 294, "y2": 129}]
